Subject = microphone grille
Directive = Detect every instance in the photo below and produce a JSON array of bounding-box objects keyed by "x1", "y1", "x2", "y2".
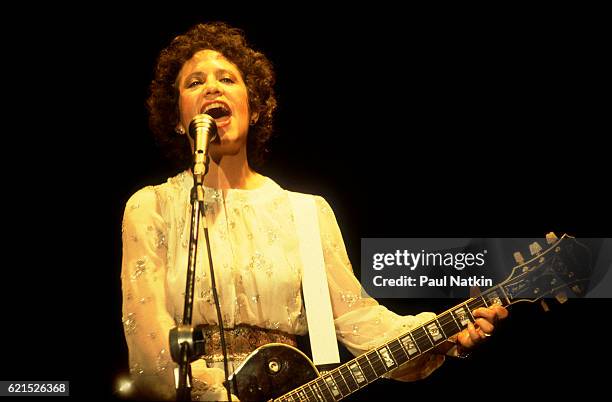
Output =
[{"x1": 188, "y1": 114, "x2": 218, "y2": 140}]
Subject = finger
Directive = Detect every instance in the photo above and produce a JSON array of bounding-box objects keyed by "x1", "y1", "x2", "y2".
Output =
[
  {"x1": 475, "y1": 318, "x2": 494, "y2": 334},
  {"x1": 192, "y1": 367, "x2": 226, "y2": 386},
  {"x1": 207, "y1": 368, "x2": 228, "y2": 385},
  {"x1": 477, "y1": 328, "x2": 489, "y2": 339},
  {"x1": 492, "y1": 305, "x2": 509, "y2": 320},
  {"x1": 456, "y1": 330, "x2": 471, "y2": 349},
  {"x1": 473, "y1": 307, "x2": 497, "y2": 323},
  {"x1": 467, "y1": 321, "x2": 480, "y2": 345}
]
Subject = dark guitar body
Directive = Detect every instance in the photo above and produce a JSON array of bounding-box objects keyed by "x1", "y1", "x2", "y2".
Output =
[{"x1": 227, "y1": 343, "x2": 318, "y2": 401}]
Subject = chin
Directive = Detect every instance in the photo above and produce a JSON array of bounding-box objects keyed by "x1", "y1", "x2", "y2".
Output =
[{"x1": 210, "y1": 143, "x2": 243, "y2": 160}]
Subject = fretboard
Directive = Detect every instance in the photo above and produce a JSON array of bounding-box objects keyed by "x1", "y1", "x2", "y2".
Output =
[{"x1": 275, "y1": 285, "x2": 510, "y2": 402}]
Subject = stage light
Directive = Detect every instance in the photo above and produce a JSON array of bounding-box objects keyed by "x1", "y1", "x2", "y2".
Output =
[{"x1": 116, "y1": 377, "x2": 133, "y2": 395}]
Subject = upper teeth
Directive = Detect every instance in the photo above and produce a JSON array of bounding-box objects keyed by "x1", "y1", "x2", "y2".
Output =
[{"x1": 203, "y1": 102, "x2": 229, "y2": 113}]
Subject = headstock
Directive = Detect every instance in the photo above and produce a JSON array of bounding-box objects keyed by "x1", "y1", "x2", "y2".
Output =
[{"x1": 500, "y1": 233, "x2": 592, "y2": 308}]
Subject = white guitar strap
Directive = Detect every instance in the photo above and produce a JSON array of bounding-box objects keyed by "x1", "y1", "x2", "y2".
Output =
[{"x1": 288, "y1": 192, "x2": 340, "y2": 366}]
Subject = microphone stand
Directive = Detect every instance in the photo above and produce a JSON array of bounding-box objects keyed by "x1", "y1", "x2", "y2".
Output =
[
  {"x1": 169, "y1": 121, "x2": 233, "y2": 401},
  {"x1": 169, "y1": 169, "x2": 207, "y2": 402}
]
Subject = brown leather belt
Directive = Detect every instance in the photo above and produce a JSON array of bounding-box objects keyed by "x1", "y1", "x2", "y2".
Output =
[{"x1": 196, "y1": 324, "x2": 298, "y2": 363}]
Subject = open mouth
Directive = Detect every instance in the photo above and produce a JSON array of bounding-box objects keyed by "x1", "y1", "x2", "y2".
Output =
[{"x1": 201, "y1": 102, "x2": 232, "y2": 125}]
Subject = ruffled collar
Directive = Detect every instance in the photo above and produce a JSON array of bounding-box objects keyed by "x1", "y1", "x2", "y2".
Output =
[{"x1": 169, "y1": 170, "x2": 284, "y2": 204}]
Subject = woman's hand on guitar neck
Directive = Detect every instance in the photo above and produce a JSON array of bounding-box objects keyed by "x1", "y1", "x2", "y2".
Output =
[
  {"x1": 380, "y1": 306, "x2": 509, "y2": 382},
  {"x1": 456, "y1": 305, "x2": 509, "y2": 350}
]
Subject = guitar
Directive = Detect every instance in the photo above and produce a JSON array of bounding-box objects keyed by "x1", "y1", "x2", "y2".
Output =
[{"x1": 226, "y1": 233, "x2": 592, "y2": 401}]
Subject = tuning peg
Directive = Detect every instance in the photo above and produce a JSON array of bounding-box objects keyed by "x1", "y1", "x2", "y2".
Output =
[
  {"x1": 555, "y1": 291, "x2": 568, "y2": 304},
  {"x1": 540, "y1": 300, "x2": 550, "y2": 312},
  {"x1": 529, "y1": 242, "x2": 543, "y2": 256},
  {"x1": 513, "y1": 252, "x2": 525, "y2": 264},
  {"x1": 571, "y1": 285, "x2": 582, "y2": 295},
  {"x1": 545, "y1": 232, "x2": 558, "y2": 244}
]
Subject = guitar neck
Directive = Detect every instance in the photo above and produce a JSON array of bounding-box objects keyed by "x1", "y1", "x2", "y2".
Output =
[
  {"x1": 272, "y1": 234, "x2": 591, "y2": 401},
  {"x1": 276, "y1": 285, "x2": 510, "y2": 402}
]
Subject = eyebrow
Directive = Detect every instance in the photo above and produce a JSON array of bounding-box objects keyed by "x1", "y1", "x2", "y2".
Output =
[{"x1": 182, "y1": 69, "x2": 237, "y2": 84}]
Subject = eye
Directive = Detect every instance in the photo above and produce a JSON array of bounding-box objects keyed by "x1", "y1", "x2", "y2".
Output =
[
  {"x1": 220, "y1": 77, "x2": 235, "y2": 84},
  {"x1": 187, "y1": 80, "x2": 202, "y2": 88}
]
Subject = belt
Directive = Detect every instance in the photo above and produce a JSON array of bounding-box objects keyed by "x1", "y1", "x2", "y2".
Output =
[{"x1": 196, "y1": 324, "x2": 298, "y2": 364}]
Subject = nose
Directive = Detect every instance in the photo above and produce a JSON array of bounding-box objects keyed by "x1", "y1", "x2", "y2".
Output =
[{"x1": 203, "y1": 78, "x2": 222, "y2": 99}]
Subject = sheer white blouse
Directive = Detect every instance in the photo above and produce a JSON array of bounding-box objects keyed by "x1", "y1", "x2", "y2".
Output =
[{"x1": 121, "y1": 171, "x2": 443, "y2": 399}]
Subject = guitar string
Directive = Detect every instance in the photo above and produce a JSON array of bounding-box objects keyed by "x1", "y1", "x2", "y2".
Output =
[
  {"x1": 282, "y1": 305, "x2": 489, "y2": 401},
  {"x1": 279, "y1": 296, "x2": 496, "y2": 400},
  {"x1": 279, "y1": 268, "x2": 573, "y2": 401},
  {"x1": 279, "y1": 258, "x2": 577, "y2": 401}
]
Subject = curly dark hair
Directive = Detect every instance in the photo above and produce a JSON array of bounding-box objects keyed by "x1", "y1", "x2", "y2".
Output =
[{"x1": 147, "y1": 22, "x2": 277, "y2": 169}]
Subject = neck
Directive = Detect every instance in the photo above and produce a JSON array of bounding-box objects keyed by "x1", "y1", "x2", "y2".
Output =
[{"x1": 202, "y1": 147, "x2": 263, "y2": 190}]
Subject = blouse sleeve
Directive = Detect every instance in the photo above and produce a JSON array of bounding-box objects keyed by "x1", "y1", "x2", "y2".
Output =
[
  {"x1": 314, "y1": 196, "x2": 445, "y2": 381},
  {"x1": 121, "y1": 187, "x2": 177, "y2": 399}
]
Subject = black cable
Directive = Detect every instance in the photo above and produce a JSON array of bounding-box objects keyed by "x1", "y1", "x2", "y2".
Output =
[{"x1": 201, "y1": 206, "x2": 233, "y2": 402}]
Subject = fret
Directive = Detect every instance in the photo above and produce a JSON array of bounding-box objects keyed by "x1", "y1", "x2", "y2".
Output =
[
  {"x1": 497, "y1": 284, "x2": 512, "y2": 305},
  {"x1": 464, "y1": 301, "x2": 476, "y2": 322},
  {"x1": 299, "y1": 385, "x2": 312, "y2": 402},
  {"x1": 366, "y1": 350, "x2": 387, "y2": 376},
  {"x1": 387, "y1": 339, "x2": 409, "y2": 365},
  {"x1": 399, "y1": 333, "x2": 420, "y2": 357},
  {"x1": 310, "y1": 382, "x2": 323, "y2": 402},
  {"x1": 412, "y1": 327, "x2": 434, "y2": 352},
  {"x1": 483, "y1": 288, "x2": 503, "y2": 307},
  {"x1": 331, "y1": 370, "x2": 350, "y2": 397},
  {"x1": 323, "y1": 374, "x2": 342, "y2": 399},
  {"x1": 340, "y1": 365, "x2": 359, "y2": 391},
  {"x1": 303, "y1": 384, "x2": 316, "y2": 402},
  {"x1": 310, "y1": 381, "x2": 327, "y2": 402},
  {"x1": 467, "y1": 297, "x2": 486, "y2": 314},
  {"x1": 435, "y1": 318, "x2": 448, "y2": 338},
  {"x1": 315, "y1": 378, "x2": 335, "y2": 401},
  {"x1": 279, "y1": 285, "x2": 519, "y2": 402},
  {"x1": 292, "y1": 388, "x2": 303, "y2": 401},
  {"x1": 277, "y1": 394, "x2": 291, "y2": 402},
  {"x1": 283, "y1": 394, "x2": 298, "y2": 402},
  {"x1": 356, "y1": 355, "x2": 376, "y2": 382},
  {"x1": 348, "y1": 361, "x2": 367, "y2": 386},
  {"x1": 439, "y1": 311, "x2": 462, "y2": 336}
]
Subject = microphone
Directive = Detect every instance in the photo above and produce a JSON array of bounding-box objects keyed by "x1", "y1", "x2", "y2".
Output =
[{"x1": 189, "y1": 114, "x2": 218, "y2": 177}]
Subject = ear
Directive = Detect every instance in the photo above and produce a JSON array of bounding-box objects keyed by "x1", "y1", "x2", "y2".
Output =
[{"x1": 250, "y1": 111, "x2": 260, "y2": 125}]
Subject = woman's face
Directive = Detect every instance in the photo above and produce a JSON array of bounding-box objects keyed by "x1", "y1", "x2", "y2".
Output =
[{"x1": 176, "y1": 49, "x2": 252, "y2": 158}]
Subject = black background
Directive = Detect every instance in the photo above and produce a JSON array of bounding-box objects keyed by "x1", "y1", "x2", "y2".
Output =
[{"x1": 1, "y1": 4, "x2": 609, "y2": 401}]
